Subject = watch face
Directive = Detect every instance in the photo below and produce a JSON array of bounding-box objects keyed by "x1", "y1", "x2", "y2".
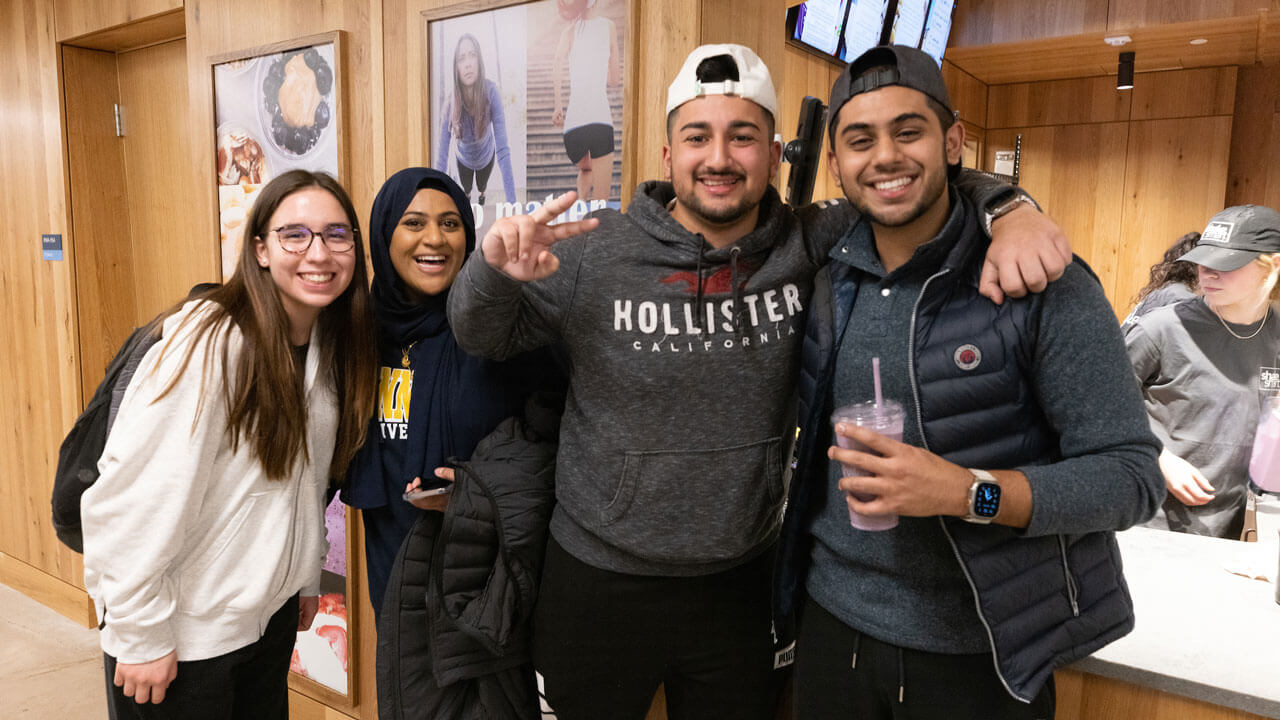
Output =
[{"x1": 973, "y1": 482, "x2": 1001, "y2": 518}]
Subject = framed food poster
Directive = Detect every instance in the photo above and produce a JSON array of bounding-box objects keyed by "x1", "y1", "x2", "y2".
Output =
[
  {"x1": 211, "y1": 32, "x2": 344, "y2": 280},
  {"x1": 209, "y1": 32, "x2": 355, "y2": 707}
]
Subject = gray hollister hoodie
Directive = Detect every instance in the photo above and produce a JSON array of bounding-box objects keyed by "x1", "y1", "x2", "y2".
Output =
[{"x1": 448, "y1": 181, "x2": 830, "y2": 576}]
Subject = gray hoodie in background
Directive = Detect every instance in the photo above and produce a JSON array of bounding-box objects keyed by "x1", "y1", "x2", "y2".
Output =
[{"x1": 448, "y1": 181, "x2": 829, "y2": 576}]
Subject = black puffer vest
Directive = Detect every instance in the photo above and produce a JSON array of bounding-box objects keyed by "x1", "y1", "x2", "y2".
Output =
[{"x1": 776, "y1": 197, "x2": 1135, "y2": 702}]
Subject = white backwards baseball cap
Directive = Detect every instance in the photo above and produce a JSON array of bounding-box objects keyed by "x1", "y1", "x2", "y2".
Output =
[{"x1": 665, "y1": 43, "x2": 778, "y2": 120}]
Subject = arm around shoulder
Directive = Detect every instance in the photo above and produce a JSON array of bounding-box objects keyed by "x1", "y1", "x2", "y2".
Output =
[{"x1": 1019, "y1": 264, "x2": 1165, "y2": 535}]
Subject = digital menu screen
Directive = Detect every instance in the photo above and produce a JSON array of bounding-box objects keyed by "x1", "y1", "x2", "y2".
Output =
[
  {"x1": 792, "y1": 0, "x2": 851, "y2": 57},
  {"x1": 919, "y1": 0, "x2": 955, "y2": 65},
  {"x1": 886, "y1": 0, "x2": 927, "y2": 48},
  {"x1": 839, "y1": 0, "x2": 891, "y2": 62}
]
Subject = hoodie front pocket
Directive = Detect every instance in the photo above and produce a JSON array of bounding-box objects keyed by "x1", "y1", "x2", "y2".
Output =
[
  {"x1": 597, "y1": 437, "x2": 784, "y2": 564},
  {"x1": 176, "y1": 494, "x2": 262, "y2": 617}
]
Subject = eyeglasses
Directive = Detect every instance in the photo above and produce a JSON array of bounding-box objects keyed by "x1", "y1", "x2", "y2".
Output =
[{"x1": 269, "y1": 224, "x2": 358, "y2": 254}]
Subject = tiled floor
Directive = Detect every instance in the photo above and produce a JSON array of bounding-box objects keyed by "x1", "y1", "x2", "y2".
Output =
[{"x1": 0, "y1": 582, "x2": 105, "y2": 718}]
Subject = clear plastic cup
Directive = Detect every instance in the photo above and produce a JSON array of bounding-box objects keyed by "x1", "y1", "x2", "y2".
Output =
[
  {"x1": 831, "y1": 399, "x2": 905, "y2": 531},
  {"x1": 1250, "y1": 401, "x2": 1280, "y2": 493}
]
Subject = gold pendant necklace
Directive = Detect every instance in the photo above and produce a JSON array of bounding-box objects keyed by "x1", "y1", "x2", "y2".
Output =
[
  {"x1": 401, "y1": 341, "x2": 418, "y2": 368},
  {"x1": 1214, "y1": 305, "x2": 1269, "y2": 340}
]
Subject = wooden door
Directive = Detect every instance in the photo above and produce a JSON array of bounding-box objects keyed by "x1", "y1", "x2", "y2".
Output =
[
  {"x1": 64, "y1": 36, "x2": 215, "y2": 402},
  {"x1": 116, "y1": 38, "x2": 213, "y2": 321},
  {"x1": 62, "y1": 45, "x2": 137, "y2": 402}
]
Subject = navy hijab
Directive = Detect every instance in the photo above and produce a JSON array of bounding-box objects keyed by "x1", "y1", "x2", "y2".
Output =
[{"x1": 343, "y1": 168, "x2": 512, "y2": 510}]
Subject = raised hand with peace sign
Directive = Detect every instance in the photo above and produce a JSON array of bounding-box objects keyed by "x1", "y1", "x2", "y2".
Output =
[{"x1": 482, "y1": 191, "x2": 600, "y2": 282}]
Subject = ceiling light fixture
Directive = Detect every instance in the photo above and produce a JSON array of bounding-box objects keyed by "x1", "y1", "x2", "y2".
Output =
[
  {"x1": 1117, "y1": 51, "x2": 1135, "y2": 90},
  {"x1": 1190, "y1": 38, "x2": 1208, "y2": 45},
  {"x1": 1104, "y1": 35, "x2": 1132, "y2": 47}
]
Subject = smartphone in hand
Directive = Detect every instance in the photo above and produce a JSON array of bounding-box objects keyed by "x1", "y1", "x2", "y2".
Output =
[{"x1": 402, "y1": 479, "x2": 452, "y2": 503}]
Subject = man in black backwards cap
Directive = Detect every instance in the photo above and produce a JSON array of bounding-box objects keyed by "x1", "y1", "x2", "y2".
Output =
[{"x1": 774, "y1": 45, "x2": 1165, "y2": 718}]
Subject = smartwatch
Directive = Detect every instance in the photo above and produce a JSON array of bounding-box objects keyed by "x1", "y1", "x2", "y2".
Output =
[
  {"x1": 983, "y1": 192, "x2": 1036, "y2": 234},
  {"x1": 965, "y1": 469, "x2": 1001, "y2": 524}
]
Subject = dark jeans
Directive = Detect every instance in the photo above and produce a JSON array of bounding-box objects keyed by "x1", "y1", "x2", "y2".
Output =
[
  {"x1": 794, "y1": 598, "x2": 1055, "y2": 720},
  {"x1": 532, "y1": 537, "x2": 783, "y2": 720},
  {"x1": 104, "y1": 595, "x2": 298, "y2": 720}
]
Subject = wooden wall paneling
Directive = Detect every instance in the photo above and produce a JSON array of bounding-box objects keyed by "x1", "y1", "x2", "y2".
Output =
[
  {"x1": 1055, "y1": 669, "x2": 1271, "y2": 720},
  {"x1": 986, "y1": 123, "x2": 1130, "y2": 309},
  {"x1": 1117, "y1": 115, "x2": 1232, "y2": 314},
  {"x1": 986, "y1": 76, "x2": 1130, "y2": 129},
  {"x1": 960, "y1": 121, "x2": 985, "y2": 173},
  {"x1": 1262, "y1": 7, "x2": 1280, "y2": 64},
  {"x1": 117, "y1": 38, "x2": 215, "y2": 320},
  {"x1": 947, "y1": 16, "x2": 1260, "y2": 86},
  {"x1": 1106, "y1": 0, "x2": 1272, "y2": 31},
  {"x1": 779, "y1": 43, "x2": 840, "y2": 203},
  {"x1": 0, "y1": 552, "x2": 96, "y2": 626},
  {"x1": 53, "y1": 0, "x2": 182, "y2": 42},
  {"x1": 0, "y1": 0, "x2": 85, "y2": 590},
  {"x1": 379, "y1": 0, "x2": 435, "y2": 186},
  {"x1": 701, "y1": 0, "x2": 784, "y2": 196},
  {"x1": 1129, "y1": 66, "x2": 1237, "y2": 120},
  {"x1": 942, "y1": 60, "x2": 988, "y2": 129},
  {"x1": 62, "y1": 8, "x2": 185, "y2": 52},
  {"x1": 1225, "y1": 62, "x2": 1280, "y2": 208},
  {"x1": 631, "y1": 0, "x2": 700, "y2": 187},
  {"x1": 950, "y1": 0, "x2": 1109, "y2": 47}
]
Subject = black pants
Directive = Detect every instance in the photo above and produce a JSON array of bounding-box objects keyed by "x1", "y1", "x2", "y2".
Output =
[
  {"x1": 794, "y1": 598, "x2": 1055, "y2": 720},
  {"x1": 104, "y1": 595, "x2": 298, "y2": 720},
  {"x1": 456, "y1": 154, "x2": 495, "y2": 197},
  {"x1": 532, "y1": 537, "x2": 783, "y2": 720}
]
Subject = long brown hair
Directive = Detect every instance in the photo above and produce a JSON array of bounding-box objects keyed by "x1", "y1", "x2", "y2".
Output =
[
  {"x1": 1133, "y1": 231, "x2": 1201, "y2": 306},
  {"x1": 451, "y1": 33, "x2": 490, "y2": 140},
  {"x1": 157, "y1": 170, "x2": 377, "y2": 482}
]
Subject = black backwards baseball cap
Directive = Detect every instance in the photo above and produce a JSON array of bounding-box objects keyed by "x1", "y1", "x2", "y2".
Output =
[
  {"x1": 827, "y1": 45, "x2": 954, "y2": 142},
  {"x1": 1180, "y1": 205, "x2": 1280, "y2": 271}
]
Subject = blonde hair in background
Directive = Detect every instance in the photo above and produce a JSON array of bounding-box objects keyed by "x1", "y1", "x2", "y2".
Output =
[{"x1": 1256, "y1": 253, "x2": 1280, "y2": 302}]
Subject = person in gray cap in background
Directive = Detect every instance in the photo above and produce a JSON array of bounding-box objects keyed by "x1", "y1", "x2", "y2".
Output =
[
  {"x1": 449, "y1": 42, "x2": 1069, "y2": 719},
  {"x1": 774, "y1": 44, "x2": 1163, "y2": 719},
  {"x1": 1126, "y1": 205, "x2": 1280, "y2": 538}
]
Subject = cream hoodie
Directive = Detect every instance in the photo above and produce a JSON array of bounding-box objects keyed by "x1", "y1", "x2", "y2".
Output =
[{"x1": 83, "y1": 300, "x2": 337, "y2": 664}]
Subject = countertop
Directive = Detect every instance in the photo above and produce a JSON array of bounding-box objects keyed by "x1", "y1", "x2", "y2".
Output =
[{"x1": 1072, "y1": 499, "x2": 1280, "y2": 718}]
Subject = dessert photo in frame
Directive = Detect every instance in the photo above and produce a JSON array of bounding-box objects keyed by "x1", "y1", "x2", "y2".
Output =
[{"x1": 212, "y1": 31, "x2": 344, "y2": 280}]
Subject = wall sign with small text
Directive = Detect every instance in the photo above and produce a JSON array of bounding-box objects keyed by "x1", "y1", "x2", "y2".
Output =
[{"x1": 41, "y1": 234, "x2": 62, "y2": 261}]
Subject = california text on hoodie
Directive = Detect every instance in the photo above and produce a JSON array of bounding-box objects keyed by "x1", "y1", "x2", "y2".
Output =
[{"x1": 82, "y1": 300, "x2": 335, "y2": 664}]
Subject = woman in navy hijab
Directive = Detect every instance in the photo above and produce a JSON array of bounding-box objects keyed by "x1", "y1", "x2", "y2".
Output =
[{"x1": 342, "y1": 168, "x2": 552, "y2": 614}]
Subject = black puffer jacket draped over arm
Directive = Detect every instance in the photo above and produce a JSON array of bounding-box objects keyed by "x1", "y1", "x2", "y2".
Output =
[{"x1": 377, "y1": 393, "x2": 561, "y2": 720}]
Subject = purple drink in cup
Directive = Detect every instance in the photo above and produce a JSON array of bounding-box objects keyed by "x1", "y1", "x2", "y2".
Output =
[{"x1": 831, "y1": 398, "x2": 905, "y2": 531}]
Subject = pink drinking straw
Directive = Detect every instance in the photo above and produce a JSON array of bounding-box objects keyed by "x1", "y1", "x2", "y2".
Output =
[{"x1": 872, "y1": 357, "x2": 883, "y2": 409}]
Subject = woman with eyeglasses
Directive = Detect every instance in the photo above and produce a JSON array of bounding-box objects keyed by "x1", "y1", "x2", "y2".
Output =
[
  {"x1": 81, "y1": 170, "x2": 377, "y2": 718},
  {"x1": 341, "y1": 168, "x2": 560, "y2": 619}
]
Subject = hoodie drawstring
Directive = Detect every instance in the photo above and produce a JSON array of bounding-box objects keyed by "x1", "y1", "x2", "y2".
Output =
[
  {"x1": 694, "y1": 235, "x2": 707, "y2": 331},
  {"x1": 897, "y1": 646, "x2": 905, "y2": 704},
  {"x1": 729, "y1": 246, "x2": 743, "y2": 333},
  {"x1": 849, "y1": 632, "x2": 904, "y2": 705},
  {"x1": 692, "y1": 237, "x2": 743, "y2": 334}
]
